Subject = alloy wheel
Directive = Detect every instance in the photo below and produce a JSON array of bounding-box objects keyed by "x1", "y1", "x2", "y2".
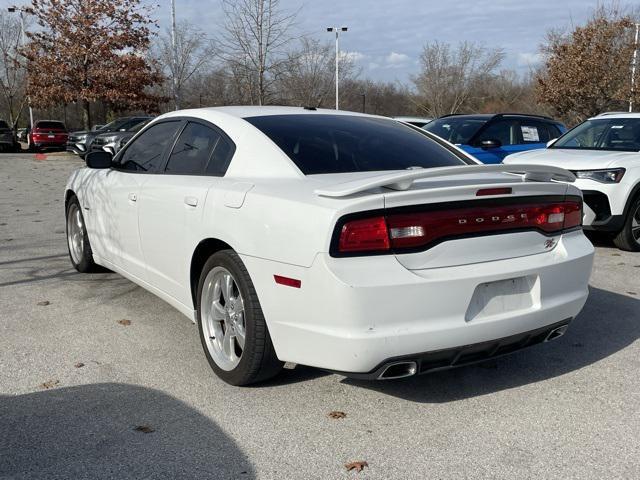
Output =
[
  {"x1": 200, "y1": 266, "x2": 246, "y2": 371},
  {"x1": 67, "y1": 203, "x2": 84, "y2": 264}
]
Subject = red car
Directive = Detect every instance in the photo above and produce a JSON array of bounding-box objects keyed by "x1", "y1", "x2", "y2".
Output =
[{"x1": 28, "y1": 120, "x2": 68, "y2": 152}]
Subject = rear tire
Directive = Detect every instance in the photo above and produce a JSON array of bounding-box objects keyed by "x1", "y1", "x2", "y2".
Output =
[
  {"x1": 65, "y1": 196, "x2": 99, "y2": 272},
  {"x1": 196, "y1": 250, "x2": 283, "y2": 386},
  {"x1": 613, "y1": 196, "x2": 640, "y2": 252}
]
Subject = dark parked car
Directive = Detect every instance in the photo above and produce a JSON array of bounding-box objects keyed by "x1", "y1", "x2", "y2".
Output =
[
  {"x1": 28, "y1": 120, "x2": 68, "y2": 152},
  {"x1": 423, "y1": 113, "x2": 567, "y2": 164},
  {"x1": 0, "y1": 120, "x2": 19, "y2": 152},
  {"x1": 89, "y1": 118, "x2": 153, "y2": 155},
  {"x1": 67, "y1": 116, "x2": 152, "y2": 158}
]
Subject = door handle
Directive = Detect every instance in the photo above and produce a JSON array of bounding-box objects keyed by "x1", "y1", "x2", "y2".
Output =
[
  {"x1": 184, "y1": 196, "x2": 198, "y2": 207},
  {"x1": 128, "y1": 193, "x2": 137, "y2": 202}
]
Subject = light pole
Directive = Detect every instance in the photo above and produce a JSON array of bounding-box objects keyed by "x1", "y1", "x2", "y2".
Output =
[
  {"x1": 171, "y1": 0, "x2": 179, "y2": 110},
  {"x1": 326, "y1": 26, "x2": 347, "y2": 110},
  {"x1": 7, "y1": 5, "x2": 34, "y2": 129},
  {"x1": 629, "y1": 23, "x2": 640, "y2": 113}
]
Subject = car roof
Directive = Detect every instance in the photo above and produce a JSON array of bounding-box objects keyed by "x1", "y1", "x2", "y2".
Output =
[
  {"x1": 394, "y1": 116, "x2": 432, "y2": 122},
  {"x1": 436, "y1": 113, "x2": 556, "y2": 122},
  {"x1": 164, "y1": 105, "x2": 385, "y2": 120},
  {"x1": 591, "y1": 112, "x2": 640, "y2": 120}
]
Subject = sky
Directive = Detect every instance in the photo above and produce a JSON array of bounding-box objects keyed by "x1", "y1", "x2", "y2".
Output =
[{"x1": 155, "y1": 0, "x2": 607, "y2": 83}]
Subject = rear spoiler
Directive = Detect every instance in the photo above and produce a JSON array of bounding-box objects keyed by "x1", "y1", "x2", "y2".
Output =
[{"x1": 314, "y1": 164, "x2": 576, "y2": 198}]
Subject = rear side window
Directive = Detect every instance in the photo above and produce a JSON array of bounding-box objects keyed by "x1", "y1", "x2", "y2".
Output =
[
  {"x1": 35, "y1": 121, "x2": 66, "y2": 131},
  {"x1": 0, "y1": 121, "x2": 9, "y2": 129},
  {"x1": 205, "y1": 135, "x2": 234, "y2": 176},
  {"x1": 547, "y1": 123, "x2": 564, "y2": 139},
  {"x1": 246, "y1": 114, "x2": 468, "y2": 175},
  {"x1": 118, "y1": 121, "x2": 181, "y2": 172},
  {"x1": 165, "y1": 122, "x2": 223, "y2": 175},
  {"x1": 518, "y1": 120, "x2": 552, "y2": 144}
]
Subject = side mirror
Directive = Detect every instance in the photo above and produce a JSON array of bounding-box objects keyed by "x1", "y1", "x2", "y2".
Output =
[
  {"x1": 85, "y1": 151, "x2": 113, "y2": 169},
  {"x1": 480, "y1": 139, "x2": 502, "y2": 149},
  {"x1": 546, "y1": 138, "x2": 557, "y2": 148}
]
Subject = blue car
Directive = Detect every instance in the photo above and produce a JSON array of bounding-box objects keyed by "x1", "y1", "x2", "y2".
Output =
[{"x1": 423, "y1": 113, "x2": 566, "y2": 164}]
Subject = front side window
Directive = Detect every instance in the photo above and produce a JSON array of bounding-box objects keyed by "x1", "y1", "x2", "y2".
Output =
[
  {"x1": 246, "y1": 114, "x2": 470, "y2": 175},
  {"x1": 474, "y1": 119, "x2": 519, "y2": 146},
  {"x1": 118, "y1": 121, "x2": 181, "y2": 172},
  {"x1": 552, "y1": 118, "x2": 640, "y2": 151},
  {"x1": 165, "y1": 122, "x2": 224, "y2": 175},
  {"x1": 423, "y1": 117, "x2": 487, "y2": 145}
]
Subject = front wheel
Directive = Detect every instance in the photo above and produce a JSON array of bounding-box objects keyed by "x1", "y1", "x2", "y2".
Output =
[
  {"x1": 613, "y1": 196, "x2": 640, "y2": 251},
  {"x1": 197, "y1": 250, "x2": 283, "y2": 386},
  {"x1": 66, "y1": 196, "x2": 99, "y2": 272}
]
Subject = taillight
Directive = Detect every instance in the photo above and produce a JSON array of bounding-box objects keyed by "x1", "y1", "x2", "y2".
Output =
[
  {"x1": 338, "y1": 216, "x2": 390, "y2": 253},
  {"x1": 333, "y1": 198, "x2": 582, "y2": 256}
]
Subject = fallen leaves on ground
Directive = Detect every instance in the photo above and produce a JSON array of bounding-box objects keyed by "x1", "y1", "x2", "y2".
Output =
[
  {"x1": 328, "y1": 411, "x2": 347, "y2": 419},
  {"x1": 133, "y1": 425, "x2": 155, "y2": 433},
  {"x1": 345, "y1": 461, "x2": 368, "y2": 473},
  {"x1": 37, "y1": 300, "x2": 50, "y2": 306},
  {"x1": 117, "y1": 319, "x2": 132, "y2": 326},
  {"x1": 40, "y1": 380, "x2": 59, "y2": 389},
  {"x1": 74, "y1": 362, "x2": 85, "y2": 368}
]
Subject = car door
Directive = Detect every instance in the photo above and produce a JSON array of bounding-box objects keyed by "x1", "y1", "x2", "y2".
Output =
[
  {"x1": 137, "y1": 119, "x2": 235, "y2": 307},
  {"x1": 99, "y1": 120, "x2": 183, "y2": 281}
]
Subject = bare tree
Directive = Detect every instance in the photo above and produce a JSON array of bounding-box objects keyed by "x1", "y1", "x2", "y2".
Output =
[
  {"x1": 156, "y1": 20, "x2": 216, "y2": 110},
  {"x1": 0, "y1": 12, "x2": 27, "y2": 130},
  {"x1": 219, "y1": 0, "x2": 297, "y2": 105},
  {"x1": 412, "y1": 41, "x2": 504, "y2": 117},
  {"x1": 278, "y1": 38, "x2": 358, "y2": 107}
]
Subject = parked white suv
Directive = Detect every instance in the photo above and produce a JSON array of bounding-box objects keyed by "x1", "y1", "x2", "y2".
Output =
[{"x1": 504, "y1": 112, "x2": 640, "y2": 251}]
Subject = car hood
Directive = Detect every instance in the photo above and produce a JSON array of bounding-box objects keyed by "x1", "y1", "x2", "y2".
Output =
[{"x1": 504, "y1": 148, "x2": 639, "y2": 169}]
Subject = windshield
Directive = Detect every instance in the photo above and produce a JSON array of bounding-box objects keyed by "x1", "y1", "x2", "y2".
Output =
[
  {"x1": 99, "y1": 118, "x2": 131, "y2": 131},
  {"x1": 423, "y1": 117, "x2": 487, "y2": 144},
  {"x1": 552, "y1": 118, "x2": 640, "y2": 152},
  {"x1": 245, "y1": 114, "x2": 470, "y2": 175}
]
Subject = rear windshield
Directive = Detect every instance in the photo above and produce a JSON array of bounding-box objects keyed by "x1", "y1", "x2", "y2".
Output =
[
  {"x1": 0, "y1": 120, "x2": 9, "y2": 129},
  {"x1": 245, "y1": 114, "x2": 469, "y2": 175},
  {"x1": 35, "y1": 121, "x2": 66, "y2": 130}
]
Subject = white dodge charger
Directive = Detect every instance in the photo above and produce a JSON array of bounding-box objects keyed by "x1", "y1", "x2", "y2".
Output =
[{"x1": 65, "y1": 107, "x2": 594, "y2": 385}]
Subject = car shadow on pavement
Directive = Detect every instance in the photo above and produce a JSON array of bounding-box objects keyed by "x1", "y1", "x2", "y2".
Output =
[
  {"x1": 0, "y1": 383, "x2": 254, "y2": 480},
  {"x1": 341, "y1": 287, "x2": 639, "y2": 403}
]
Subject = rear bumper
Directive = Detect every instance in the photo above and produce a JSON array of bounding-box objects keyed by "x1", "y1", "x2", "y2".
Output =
[
  {"x1": 33, "y1": 141, "x2": 67, "y2": 148},
  {"x1": 242, "y1": 230, "x2": 594, "y2": 373},
  {"x1": 336, "y1": 318, "x2": 571, "y2": 379}
]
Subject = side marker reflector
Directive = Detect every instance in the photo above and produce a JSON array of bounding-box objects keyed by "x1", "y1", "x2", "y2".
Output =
[{"x1": 274, "y1": 275, "x2": 301, "y2": 288}]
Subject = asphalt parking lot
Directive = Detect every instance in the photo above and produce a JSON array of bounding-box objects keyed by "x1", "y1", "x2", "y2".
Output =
[{"x1": 0, "y1": 153, "x2": 638, "y2": 479}]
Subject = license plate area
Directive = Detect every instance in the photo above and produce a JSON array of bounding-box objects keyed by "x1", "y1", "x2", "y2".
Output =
[{"x1": 465, "y1": 275, "x2": 539, "y2": 322}]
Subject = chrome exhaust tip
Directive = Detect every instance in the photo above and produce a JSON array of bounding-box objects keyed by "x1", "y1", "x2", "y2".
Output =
[
  {"x1": 377, "y1": 361, "x2": 418, "y2": 380},
  {"x1": 545, "y1": 324, "x2": 569, "y2": 342}
]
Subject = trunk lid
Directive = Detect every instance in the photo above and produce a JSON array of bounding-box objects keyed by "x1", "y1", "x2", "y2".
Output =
[
  {"x1": 382, "y1": 172, "x2": 571, "y2": 269},
  {"x1": 320, "y1": 166, "x2": 579, "y2": 270}
]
